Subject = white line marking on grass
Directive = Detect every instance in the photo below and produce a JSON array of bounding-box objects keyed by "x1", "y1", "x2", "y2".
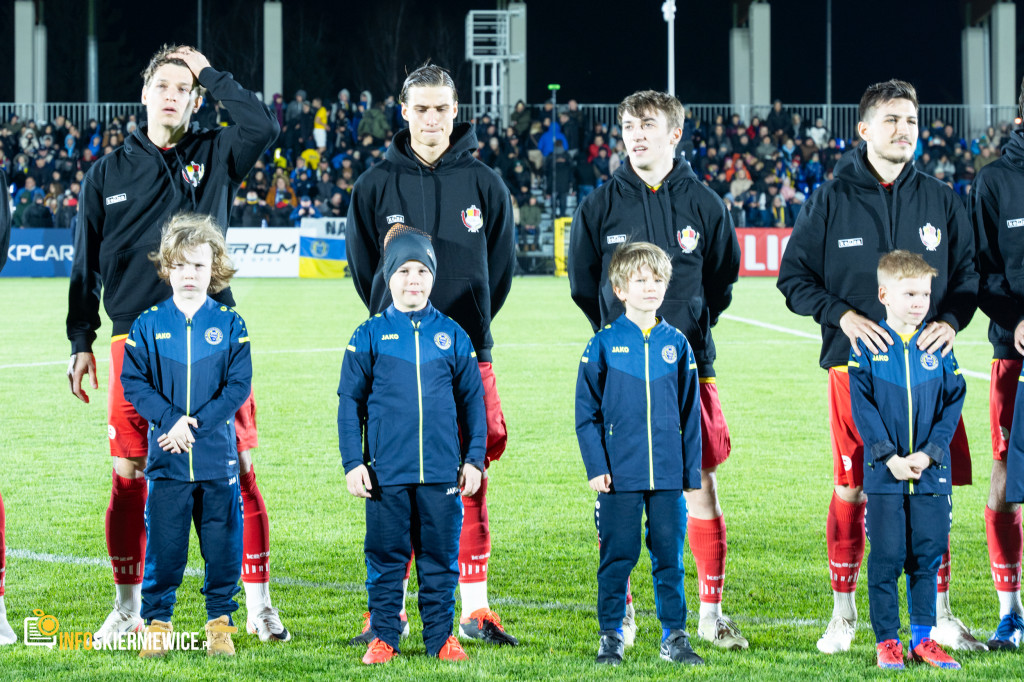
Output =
[
  {"x1": 722, "y1": 314, "x2": 992, "y2": 382},
  {"x1": 8, "y1": 547, "x2": 362, "y2": 591}
]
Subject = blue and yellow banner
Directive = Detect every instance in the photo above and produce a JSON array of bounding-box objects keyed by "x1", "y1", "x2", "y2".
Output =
[{"x1": 298, "y1": 218, "x2": 347, "y2": 278}]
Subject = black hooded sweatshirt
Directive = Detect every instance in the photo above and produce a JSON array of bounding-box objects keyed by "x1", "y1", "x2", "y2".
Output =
[
  {"x1": 346, "y1": 123, "x2": 516, "y2": 363},
  {"x1": 973, "y1": 129, "x2": 1024, "y2": 359},
  {"x1": 67, "y1": 68, "x2": 279, "y2": 353},
  {"x1": 568, "y1": 157, "x2": 740, "y2": 377},
  {"x1": 778, "y1": 145, "x2": 978, "y2": 370}
]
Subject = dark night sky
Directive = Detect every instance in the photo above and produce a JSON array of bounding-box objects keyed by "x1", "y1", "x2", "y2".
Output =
[{"x1": 0, "y1": 0, "x2": 1017, "y2": 107}]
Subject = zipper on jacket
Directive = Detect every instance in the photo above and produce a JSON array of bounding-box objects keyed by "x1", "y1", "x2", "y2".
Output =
[
  {"x1": 645, "y1": 333, "x2": 654, "y2": 490},
  {"x1": 414, "y1": 321, "x2": 424, "y2": 483},
  {"x1": 904, "y1": 339, "x2": 913, "y2": 495},
  {"x1": 187, "y1": 318, "x2": 194, "y2": 482}
]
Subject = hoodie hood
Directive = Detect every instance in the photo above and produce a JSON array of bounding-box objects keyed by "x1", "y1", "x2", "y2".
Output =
[
  {"x1": 611, "y1": 155, "x2": 700, "y2": 195},
  {"x1": 385, "y1": 122, "x2": 479, "y2": 172},
  {"x1": 998, "y1": 130, "x2": 1024, "y2": 171},
  {"x1": 834, "y1": 144, "x2": 917, "y2": 190}
]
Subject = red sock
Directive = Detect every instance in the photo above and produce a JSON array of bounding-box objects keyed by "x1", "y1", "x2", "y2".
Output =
[
  {"x1": 459, "y1": 477, "x2": 490, "y2": 582},
  {"x1": 826, "y1": 493, "x2": 865, "y2": 593},
  {"x1": 1, "y1": 490, "x2": 6, "y2": 596},
  {"x1": 106, "y1": 472, "x2": 147, "y2": 584},
  {"x1": 937, "y1": 547, "x2": 952, "y2": 593},
  {"x1": 986, "y1": 507, "x2": 1023, "y2": 592},
  {"x1": 625, "y1": 577, "x2": 633, "y2": 606},
  {"x1": 688, "y1": 515, "x2": 727, "y2": 603},
  {"x1": 240, "y1": 468, "x2": 271, "y2": 583}
]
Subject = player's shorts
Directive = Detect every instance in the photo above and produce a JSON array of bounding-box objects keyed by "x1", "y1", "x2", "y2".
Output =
[
  {"x1": 699, "y1": 379, "x2": 731, "y2": 469},
  {"x1": 107, "y1": 336, "x2": 259, "y2": 458},
  {"x1": 478, "y1": 361, "x2": 507, "y2": 466},
  {"x1": 828, "y1": 367, "x2": 972, "y2": 487},
  {"x1": 990, "y1": 358, "x2": 1022, "y2": 462}
]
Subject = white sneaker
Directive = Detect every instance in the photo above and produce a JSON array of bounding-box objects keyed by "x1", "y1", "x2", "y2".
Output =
[
  {"x1": 0, "y1": 616, "x2": 16, "y2": 645},
  {"x1": 932, "y1": 613, "x2": 988, "y2": 651},
  {"x1": 246, "y1": 606, "x2": 292, "y2": 642},
  {"x1": 816, "y1": 615, "x2": 856, "y2": 654},
  {"x1": 93, "y1": 608, "x2": 144, "y2": 648},
  {"x1": 698, "y1": 614, "x2": 749, "y2": 650},
  {"x1": 621, "y1": 603, "x2": 637, "y2": 648}
]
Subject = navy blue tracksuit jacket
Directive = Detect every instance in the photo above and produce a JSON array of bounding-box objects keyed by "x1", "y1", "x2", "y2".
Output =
[{"x1": 848, "y1": 321, "x2": 966, "y2": 495}]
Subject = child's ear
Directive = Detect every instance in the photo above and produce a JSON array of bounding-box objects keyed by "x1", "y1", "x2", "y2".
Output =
[
  {"x1": 613, "y1": 285, "x2": 626, "y2": 303},
  {"x1": 877, "y1": 285, "x2": 887, "y2": 306}
]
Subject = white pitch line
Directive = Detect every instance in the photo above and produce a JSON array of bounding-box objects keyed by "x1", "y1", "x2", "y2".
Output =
[
  {"x1": 5, "y1": 546, "x2": 847, "y2": 627},
  {"x1": 722, "y1": 314, "x2": 992, "y2": 382}
]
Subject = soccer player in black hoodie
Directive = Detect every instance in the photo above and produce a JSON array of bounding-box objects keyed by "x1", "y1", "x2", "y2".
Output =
[
  {"x1": 569, "y1": 90, "x2": 746, "y2": 651},
  {"x1": 346, "y1": 63, "x2": 518, "y2": 646},
  {"x1": 971, "y1": 76, "x2": 1024, "y2": 650},
  {"x1": 778, "y1": 79, "x2": 981, "y2": 654},
  {"x1": 65, "y1": 45, "x2": 290, "y2": 646}
]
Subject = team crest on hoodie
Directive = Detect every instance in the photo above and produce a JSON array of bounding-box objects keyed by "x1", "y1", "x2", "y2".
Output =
[
  {"x1": 919, "y1": 222, "x2": 941, "y2": 251},
  {"x1": 182, "y1": 161, "x2": 205, "y2": 188},
  {"x1": 676, "y1": 226, "x2": 700, "y2": 253},
  {"x1": 461, "y1": 205, "x2": 484, "y2": 233}
]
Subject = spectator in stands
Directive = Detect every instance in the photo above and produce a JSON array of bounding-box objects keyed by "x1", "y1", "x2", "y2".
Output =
[
  {"x1": 285, "y1": 90, "x2": 306, "y2": 126},
  {"x1": 332, "y1": 108, "x2": 354, "y2": 152},
  {"x1": 55, "y1": 194, "x2": 78, "y2": 228},
  {"x1": 724, "y1": 195, "x2": 744, "y2": 227},
  {"x1": 518, "y1": 194, "x2": 543, "y2": 252},
  {"x1": 21, "y1": 195, "x2": 53, "y2": 227},
  {"x1": 507, "y1": 160, "x2": 531, "y2": 194},
  {"x1": 358, "y1": 101, "x2": 389, "y2": 146},
  {"x1": 292, "y1": 167, "x2": 316, "y2": 201},
  {"x1": 289, "y1": 195, "x2": 320, "y2": 226},
  {"x1": 544, "y1": 140, "x2": 573, "y2": 217},
  {"x1": 766, "y1": 100, "x2": 789, "y2": 140},
  {"x1": 707, "y1": 123, "x2": 731, "y2": 154},
  {"x1": 312, "y1": 97, "x2": 329, "y2": 152},
  {"x1": 559, "y1": 111, "x2": 580, "y2": 157},
  {"x1": 975, "y1": 144, "x2": 997, "y2": 172},
  {"x1": 247, "y1": 169, "x2": 271, "y2": 198},
  {"x1": 575, "y1": 151, "x2": 598, "y2": 201},
  {"x1": 323, "y1": 191, "x2": 347, "y2": 218},
  {"x1": 788, "y1": 113, "x2": 806, "y2": 141},
  {"x1": 587, "y1": 135, "x2": 610, "y2": 164},
  {"x1": 933, "y1": 153, "x2": 956, "y2": 178},
  {"x1": 789, "y1": 191, "x2": 806, "y2": 222},
  {"x1": 266, "y1": 174, "x2": 297, "y2": 225},
  {"x1": 231, "y1": 189, "x2": 271, "y2": 227},
  {"x1": 770, "y1": 195, "x2": 793, "y2": 227},
  {"x1": 332, "y1": 88, "x2": 354, "y2": 120},
  {"x1": 592, "y1": 146, "x2": 611, "y2": 184},
  {"x1": 730, "y1": 167, "x2": 753, "y2": 198},
  {"x1": 756, "y1": 134, "x2": 777, "y2": 161},
  {"x1": 270, "y1": 93, "x2": 284, "y2": 127},
  {"x1": 511, "y1": 100, "x2": 531, "y2": 141}
]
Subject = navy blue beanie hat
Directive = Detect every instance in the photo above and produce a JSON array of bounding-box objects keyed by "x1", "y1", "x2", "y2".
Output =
[{"x1": 382, "y1": 225, "x2": 436, "y2": 281}]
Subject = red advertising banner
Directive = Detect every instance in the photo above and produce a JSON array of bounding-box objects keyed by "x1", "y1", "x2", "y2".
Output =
[{"x1": 736, "y1": 227, "x2": 792, "y2": 277}]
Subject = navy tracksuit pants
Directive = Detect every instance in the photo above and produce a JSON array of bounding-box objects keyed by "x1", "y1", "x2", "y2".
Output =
[
  {"x1": 595, "y1": 489, "x2": 688, "y2": 632},
  {"x1": 865, "y1": 493, "x2": 951, "y2": 643},
  {"x1": 365, "y1": 482, "x2": 463, "y2": 655},
  {"x1": 142, "y1": 477, "x2": 243, "y2": 624}
]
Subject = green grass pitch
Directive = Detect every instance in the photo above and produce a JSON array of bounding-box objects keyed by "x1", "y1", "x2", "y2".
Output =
[{"x1": 0, "y1": 275, "x2": 1019, "y2": 680}]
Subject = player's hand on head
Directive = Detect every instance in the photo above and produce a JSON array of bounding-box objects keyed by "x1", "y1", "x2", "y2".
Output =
[
  {"x1": 169, "y1": 47, "x2": 211, "y2": 77},
  {"x1": 68, "y1": 352, "x2": 97, "y2": 403},
  {"x1": 346, "y1": 465, "x2": 372, "y2": 498},
  {"x1": 588, "y1": 474, "x2": 611, "y2": 493},
  {"x1": 917, "y1": 320, "x2": 955, "y2": 356},
  {"x1": 839, "y1": 311, "x2": 892, "y2": 356},
  {"x1": 460, "y1": 463, "x2": 482, "y2": 497}
]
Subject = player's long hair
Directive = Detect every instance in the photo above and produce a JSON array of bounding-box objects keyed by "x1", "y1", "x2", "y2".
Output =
[{"x1": 151, "y1": 212, "x2": 236, "y2": 293}]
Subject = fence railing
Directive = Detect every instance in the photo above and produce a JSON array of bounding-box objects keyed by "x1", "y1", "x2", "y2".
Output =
[{"x1": 3, "y1": 101, "x2": 1016, "y2": 143}]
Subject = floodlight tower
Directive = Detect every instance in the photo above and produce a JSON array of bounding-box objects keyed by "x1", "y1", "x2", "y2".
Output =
[{"x1": 662, "y1": 0, "x2": 676, "y2": 96}]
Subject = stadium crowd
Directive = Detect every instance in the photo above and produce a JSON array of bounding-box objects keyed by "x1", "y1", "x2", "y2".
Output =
[{"x1": 0, "y1": 92, "x2": 1013, "y2": 237}]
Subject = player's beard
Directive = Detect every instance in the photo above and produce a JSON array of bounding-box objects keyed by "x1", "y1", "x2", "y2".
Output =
[{"x1": 876, "y1": 138, "x2": 914, "y2": 166}]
